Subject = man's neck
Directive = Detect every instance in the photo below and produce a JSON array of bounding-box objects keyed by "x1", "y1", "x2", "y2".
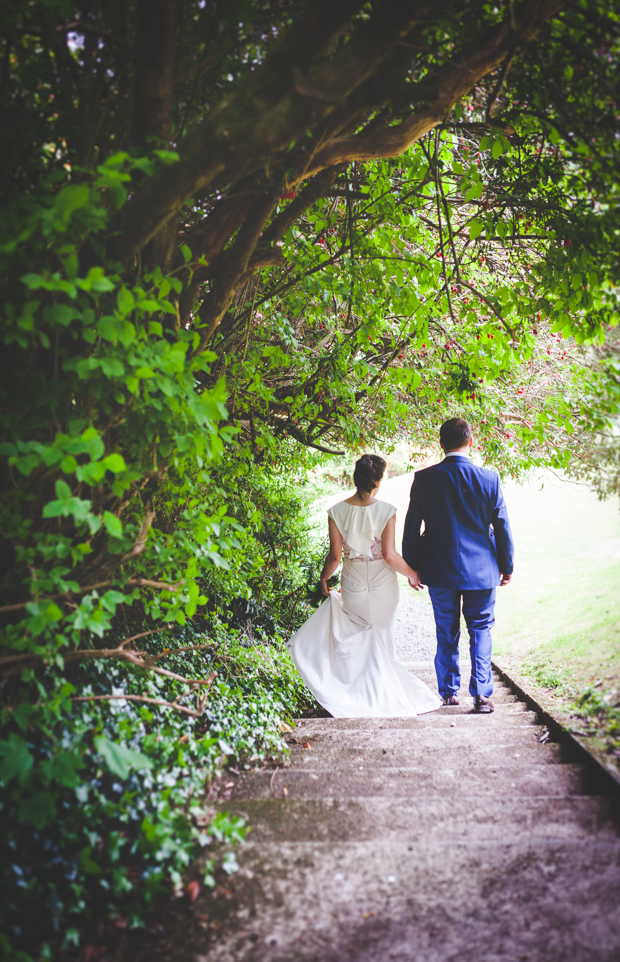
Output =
[{"x1": 443, "y1": 447, "x2": 470, "y2": 458}]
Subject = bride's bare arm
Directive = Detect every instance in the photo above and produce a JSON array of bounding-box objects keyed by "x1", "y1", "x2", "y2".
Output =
[
  {"x1": 320, "y1": 517, "x2": 343, "y2": 595},
  {"x1": 381, "y1": 516, "x2": 424, "y2": 589}
]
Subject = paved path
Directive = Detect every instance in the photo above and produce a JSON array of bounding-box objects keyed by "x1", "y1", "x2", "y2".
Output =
[
  {"x1": 393, "y1": 586, "x2": 436, "y2": 662},
  {"x1": 156, "y1": 658, "x2": 620, "y2": 962}
]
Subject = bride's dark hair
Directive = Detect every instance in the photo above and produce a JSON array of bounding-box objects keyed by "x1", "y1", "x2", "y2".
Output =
[{"x1": 353, "y1": 453, "x2": 386, "y2": 496}]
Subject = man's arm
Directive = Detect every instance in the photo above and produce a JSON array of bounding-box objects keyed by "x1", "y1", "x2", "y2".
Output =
[
  {"x1": 492, "y1": 476, "x2": 514, "y2": 583},
  {"x1": 402, "y1": 475, "x2": 424, "y2": 571}
]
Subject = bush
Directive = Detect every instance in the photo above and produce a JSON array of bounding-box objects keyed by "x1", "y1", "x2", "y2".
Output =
[
  {"x1": 0, "y1": 160, "x2": 324, "y2": 962},
  {"x1": 0, "y1": 627, "x2": 313, "y2": 959}
]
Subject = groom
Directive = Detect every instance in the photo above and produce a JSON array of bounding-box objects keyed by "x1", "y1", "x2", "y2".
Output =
[{"x1": 402, "y1": 418, "x2": 514, "y2": 713}]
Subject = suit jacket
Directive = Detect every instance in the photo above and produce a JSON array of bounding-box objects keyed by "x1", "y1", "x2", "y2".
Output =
[{"x1": 402, "y1": 455, "x2": 514, "y2": 590}]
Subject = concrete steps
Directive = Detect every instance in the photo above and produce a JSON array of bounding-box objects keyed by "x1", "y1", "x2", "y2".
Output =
[
  {"x1": 170, "y1": 663, "x2": 620, "y2": 962},
  {"x1": 195, "y1": 839, "x2": 620, "y2": 962},
  {"x1": 230, "y1": 762, "x2": 587, "y2": 798},
  {"x1": 223, "y1": 796, "x2": 617, "y2": 842},
  {"x1": 285, "y1": 746, "x2": 562, "y2": 769}
]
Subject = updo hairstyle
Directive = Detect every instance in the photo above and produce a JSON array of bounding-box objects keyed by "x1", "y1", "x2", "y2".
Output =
[{"x1": 353, "y1": 454, "x2": 386, "y2": 496}]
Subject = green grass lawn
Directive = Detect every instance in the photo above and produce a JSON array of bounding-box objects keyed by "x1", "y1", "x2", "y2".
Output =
[
  {"x1": 494, "y1": 472, "x2": 620, "y2": 690},
  {"x1": 491, "y1": 472, "x2": 620, "y2": 761}
]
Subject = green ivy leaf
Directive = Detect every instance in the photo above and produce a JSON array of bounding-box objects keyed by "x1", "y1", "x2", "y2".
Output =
[
  {"x1": 94, "y1": 737, "x2": 153, "y2": 780},
  {"x1": 0, "y1": 734, "x2": 34, "y2": 785},
  {"x1": 18, "y1": 791, "x2": 57, "y2": 829},
  {"x1": 79, "y1": 846, "x2": 103, "y2": 875}
]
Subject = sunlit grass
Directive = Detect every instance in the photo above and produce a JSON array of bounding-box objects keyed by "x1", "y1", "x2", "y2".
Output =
[
  {"x1": 493, "y1": 472, "x2": 620, "y2": 685},
  {"x1": 492, "y1": 472, "x2": 620, "y2": 753}
]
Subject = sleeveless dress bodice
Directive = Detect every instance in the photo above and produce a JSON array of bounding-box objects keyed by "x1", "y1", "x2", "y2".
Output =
[{"x1": 327, "y1": 500, "x2": 396, "y2": 561}]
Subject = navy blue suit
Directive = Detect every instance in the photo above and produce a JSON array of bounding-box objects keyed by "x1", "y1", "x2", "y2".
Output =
[{"x1": 402, "y1": 454, "x2": 514, "y2": 698}]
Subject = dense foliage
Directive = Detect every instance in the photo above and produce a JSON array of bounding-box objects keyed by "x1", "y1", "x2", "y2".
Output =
[{"x1": 1, "y1": 1, "x2": 619, "y2": 958}]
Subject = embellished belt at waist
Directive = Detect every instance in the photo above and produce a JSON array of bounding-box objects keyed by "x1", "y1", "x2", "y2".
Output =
[{"x1": 343, "y1": 555, "x2": 386, "y2": 563}]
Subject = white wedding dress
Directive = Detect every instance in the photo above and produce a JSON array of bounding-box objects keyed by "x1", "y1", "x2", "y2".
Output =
[{"x1": 288, "y1": 500, "x2": 442, "y2": 718}]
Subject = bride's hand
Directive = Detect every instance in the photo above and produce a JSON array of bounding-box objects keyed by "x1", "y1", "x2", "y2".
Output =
[
  {"x1": 408, "y1": 569, "x2": 424, "y2": 592},
  {"x1": 320, "y1": 576, "x2": 330, "y2": 596}
]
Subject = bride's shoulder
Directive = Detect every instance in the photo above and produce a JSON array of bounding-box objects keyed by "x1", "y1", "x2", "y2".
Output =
[
  {"x1": 378, "y1": 500, "x2": 397, "y2": 516},
  {"x1": 327, "y1": 499, "x2": 352, "y2": 517}
]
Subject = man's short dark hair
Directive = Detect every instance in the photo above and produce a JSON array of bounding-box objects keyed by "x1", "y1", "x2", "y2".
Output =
[{"x1": 440, "y1": 418, "x2": 472, "y2": 451}]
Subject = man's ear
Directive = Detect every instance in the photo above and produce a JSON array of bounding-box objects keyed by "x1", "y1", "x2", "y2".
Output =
[{"x1": 468, "y1": 436, "x2": 474, "y2": 448}]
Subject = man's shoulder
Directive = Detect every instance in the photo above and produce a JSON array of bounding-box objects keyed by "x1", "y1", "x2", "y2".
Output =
[
  {"x1": 436, "y1": 458, "x2": 499, "y2": 484},
  {"x1": 469, "y1": 461, "x2": 499, "y2": 482},
  {"x1": 412, "y1": 459, "x2": 499, "y2": 486},
  {"x1": 412, "y1": 462, "x2": 441, "y2": 483}
]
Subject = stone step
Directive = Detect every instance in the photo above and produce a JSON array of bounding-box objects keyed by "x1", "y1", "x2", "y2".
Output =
[
  {"x1": 221, "y1": 795, "x2": 617, "y2": 843},
  {"x1": 286, "y1": 728, "x2": 552, "y2": 754},
  {"x1": 291, "y1": 720, "x2": 544, "y2": 757},
  {"x1": 189, "y1": 837, "x2": 620, "y2": 962},
  {"x1": 230, "y1": 763, "x2": 587, "y2": 799},
  {"x1": 285, "y1": 743, "x2": 561, "y2": 769},
  {"x1": 294, "y1": 710, "x2": 540, "y2": 731}
]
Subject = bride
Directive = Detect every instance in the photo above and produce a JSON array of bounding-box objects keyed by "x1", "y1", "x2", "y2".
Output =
[{"x1": 288, "y1": 454, "x2": 441, "y2": 718}]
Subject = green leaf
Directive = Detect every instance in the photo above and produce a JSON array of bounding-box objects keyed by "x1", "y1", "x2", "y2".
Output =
[
  {"x1": 465, "y1": 182, "x2": 483, "y2": 201},
  {"x1": 99, "y1": 357, "x2": 125, "y2": 378},
  {"x1": 152, "y1": 149, "x2": 180, "y2": 166},
  {"x1": 79, "y1": 846, "x2": 103, "y2": 875},
  {"x1": 117, "y1": 287, "x2": 135, "y2": 315},
  {"x1": 94, "y1": 737, "x2": 153, "y2": 779},
  {"x1": 44, "y1": 752, "x2": 83, "y2": 788},
  {"x1": 53, "y1": 303, "x2": 82, "y2": 326},
  {"x1": 18, "y1": 792, "x2": 57, "y2": 828},
  {"x1": 103, "y1": 511, "x2": 123, "y2": 538},
  {"x1": 102, "y1": 453, "x2": 126, "y2": 474},
  {"x1": 55, "y1": 479, "x2": 72, "y2": 501},
  {"x1": 54, "y1": 183, "x2": 90, "y2": 216},
  {"x1": 0, "y1": 734, "x2": 34, "y2": 785},
  {"x1": 97, "y1": 316, "x2": 122, "y2": 341},
  {"x1": 469, "y1": 220, "x2": 484, "y2": 240}
]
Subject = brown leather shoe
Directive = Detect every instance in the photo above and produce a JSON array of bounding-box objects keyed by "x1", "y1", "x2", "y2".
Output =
[
  {"x1": 472, "y1": 695, "x2": 495, "y2": 714},
  {"x1": 442, "y1": 695, "x2": 459, "y2": 706}
]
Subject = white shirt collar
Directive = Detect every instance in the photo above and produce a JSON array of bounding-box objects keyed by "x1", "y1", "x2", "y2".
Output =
[{"x1": 444, "y1": 450, "x2": 470, "y2": 458}]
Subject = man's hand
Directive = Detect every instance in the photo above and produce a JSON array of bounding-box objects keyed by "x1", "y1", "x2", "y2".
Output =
[
  {"x1": 408, "y1": 570, "x2": 425, "y2": 592},
  {"x1": 499, "y1": 572, "x2": 512, "y2": 586}
]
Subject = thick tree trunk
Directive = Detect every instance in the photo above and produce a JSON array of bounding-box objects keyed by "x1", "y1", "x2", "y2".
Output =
[
  {"x1": 131, "y1": 0, "x2": 180, "y2": 276},
  {"x1": 131, "y1": 0, "x2": 179, "y2": 148}
]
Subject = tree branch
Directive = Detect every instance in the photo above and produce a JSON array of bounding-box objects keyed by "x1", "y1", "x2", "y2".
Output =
[
  {"x1": 71, "y1": 693, "x2": 205, "y2": 718},
  {"x1": 301, "y1": 0, "x2": 565, "y2": 177},
  {"x1": 458, "y1": 279, "x2": 516, "y2": 339},
  {"x1": 0, "y1": 575, "x2": 184, "y2": 615},
  {"x1": 196, "y1": 192, "x2": 279, "y2": 348},
  {"x1": 105, "y1": 0, "x2": 432, "y2": 262}
]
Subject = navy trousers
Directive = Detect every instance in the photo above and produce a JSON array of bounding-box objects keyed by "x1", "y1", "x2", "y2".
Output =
[{"x1": 427, "y1": 587, "x2": 496, "y2": 698}]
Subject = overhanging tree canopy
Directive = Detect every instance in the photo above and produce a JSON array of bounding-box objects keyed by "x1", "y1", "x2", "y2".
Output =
[
  {"x1": 1, "y1": 0, "x2": 619, "y2": 621},
  {"x1": 1, "y1": 1, "x2": 620, "y2": 954}
]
